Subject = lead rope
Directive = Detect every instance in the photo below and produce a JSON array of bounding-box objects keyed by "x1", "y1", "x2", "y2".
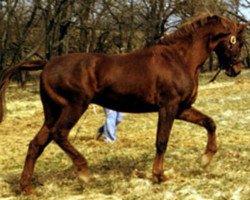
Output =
[{"x1": 208, "y1": 68, "x2": 222, "y2": 83}]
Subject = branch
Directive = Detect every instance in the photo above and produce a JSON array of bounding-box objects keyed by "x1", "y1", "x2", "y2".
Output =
[
  {"x1": 227, "y1": 10, "x2": 248, "y2": 23},
  {"x1": 21, "y1": 36, "x2": 46, "y2": 61}
]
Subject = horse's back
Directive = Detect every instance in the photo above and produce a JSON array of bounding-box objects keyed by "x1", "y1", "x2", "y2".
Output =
[{"x1": 39, "y1": 49, "x2": 193, "y2": 112}]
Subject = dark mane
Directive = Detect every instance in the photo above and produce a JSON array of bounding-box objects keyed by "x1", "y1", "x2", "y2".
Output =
[{"x1": 155, "y1": 14, "x2": 237, "y2": 45}]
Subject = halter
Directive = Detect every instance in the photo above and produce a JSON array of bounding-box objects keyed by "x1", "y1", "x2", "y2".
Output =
[
  {"x1": 230, "y1": 35, "x2": 236, "y2": 44},
  {"x1": 209, "y1": 35, "x2": 238, "y2": 82}
]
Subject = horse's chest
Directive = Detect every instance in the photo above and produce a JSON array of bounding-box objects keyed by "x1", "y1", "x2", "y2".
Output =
[
  {"x1": 175, "y1": 75, "x2": 198, "y2": 107},
  {"x1": 184, "y1": 84, "x2": 198, "y2": 106},
  {"x1": 189, "y1": 89, "x2": 198, "y2": 105},
  {"x1": 180, "y1": 72, "x2": 199, "y2": 106}
]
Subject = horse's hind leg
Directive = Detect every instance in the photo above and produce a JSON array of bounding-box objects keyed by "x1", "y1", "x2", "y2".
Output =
[
  {"x1": 51, "y1": 103, "x2": 90, "y2": 183},
  {"x1": 20, "y1": 124, "x2": 52, "y2": 194},
  {"x1": 20, "y1": 90, "x2": 59, "y2": 195},
  {"x1": 177, "y1": 107, "x2": 217, "y2": 167}
]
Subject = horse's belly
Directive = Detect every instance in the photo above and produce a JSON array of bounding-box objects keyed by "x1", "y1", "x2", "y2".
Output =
[{"x1": 92, "y1": 94, "x2": 159, "y2": 113}]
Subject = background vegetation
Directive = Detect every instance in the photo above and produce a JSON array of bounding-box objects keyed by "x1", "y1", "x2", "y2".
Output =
[
  {"x1": 0, "y1": 0, "x2": 250, "y2": 199},
  {"x1": 0, "y1": 0, "x2": 250, "y2": 77}
]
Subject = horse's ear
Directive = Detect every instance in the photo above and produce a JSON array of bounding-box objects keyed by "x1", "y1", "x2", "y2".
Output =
[{"x1": 238, "y1": 22, "x2": 250, "y2": 35}]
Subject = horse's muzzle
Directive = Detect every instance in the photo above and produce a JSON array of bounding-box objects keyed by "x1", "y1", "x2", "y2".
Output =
[{"x1": 225, "y1": 63, "x2": 241, "y2": 77}]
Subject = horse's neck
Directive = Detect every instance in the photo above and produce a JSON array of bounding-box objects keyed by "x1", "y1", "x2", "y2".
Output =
[{"x1": 173, "y1": 37, "x2": 210, "y2": 77}]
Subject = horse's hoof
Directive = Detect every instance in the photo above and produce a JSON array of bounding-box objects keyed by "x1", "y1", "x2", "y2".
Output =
[
  {"x1": 201, "y1": 153, "x2": 213, "y2": 167},
  {"x1": 152, "y1": 173, "x2": 169, "y2": 183},
  {"x1": 77, "y1": 169, "x2": 91, "y2": 183},
  {"x1": 20, "y1": 185, "x2": 33, "y2": 196}
]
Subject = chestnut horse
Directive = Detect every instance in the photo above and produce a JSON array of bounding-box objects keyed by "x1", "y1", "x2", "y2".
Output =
[{"x1": 0, "y1": 14, "x2": 248, "y2": 195}]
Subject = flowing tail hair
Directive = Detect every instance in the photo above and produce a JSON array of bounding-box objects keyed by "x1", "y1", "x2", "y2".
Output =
[{"x1": 0, "y1": 60, "x2": 47, "y2": 122}]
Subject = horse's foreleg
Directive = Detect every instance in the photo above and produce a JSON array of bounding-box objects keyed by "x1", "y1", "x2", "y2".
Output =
[
  {"x1": 152, "y1": 104, "x2": 177, "y2": 183},
  {"x1": 51, "y1": 104, "x2": 90, "y2": 183},
  {"x1": 177, "y1": 107, "x2": 217, "y2": 167},
  {"x1": 20, "y1": 124, "x2": 52, "y2": 195}
]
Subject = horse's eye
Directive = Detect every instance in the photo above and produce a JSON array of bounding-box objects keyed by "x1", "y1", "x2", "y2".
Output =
[{"x1": 228, "y1": 44, "x2": 232, "y2": 50}]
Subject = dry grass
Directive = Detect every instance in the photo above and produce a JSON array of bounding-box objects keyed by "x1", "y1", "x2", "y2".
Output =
[{"x1": 0, "y1": 70, "x2": 249, "y2": 200}]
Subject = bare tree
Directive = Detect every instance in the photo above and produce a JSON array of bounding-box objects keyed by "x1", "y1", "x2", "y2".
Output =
[
  {"x1": 35, "y1": 0, "x2": 74, "y2": 60},
  {"x1": 0, "y1": 0, "x2": 18, "y2": 70},
  {"x1": 138, "y1": 0, "x2": 175, "y2": 45},
  {"x1": 0, "y1": 0, "x2": 249, "y2": 74}
]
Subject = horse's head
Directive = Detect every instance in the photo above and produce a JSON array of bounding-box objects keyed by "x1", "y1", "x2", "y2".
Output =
[{"x1": 214, "y1": 21, "x2": 249, "y2": 77}]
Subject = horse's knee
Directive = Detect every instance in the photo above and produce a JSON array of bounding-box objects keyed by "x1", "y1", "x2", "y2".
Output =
[{"x1": 203, "y1": 117, "x2": 216, "y2": 133}]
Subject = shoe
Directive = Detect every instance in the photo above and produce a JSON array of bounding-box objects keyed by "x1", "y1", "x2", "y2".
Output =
[
  {"x1": 96, "y1": 126, "x2": 104, "y2": 140},
  {"x1": 96, "y1": 132, "x2": 103, "y2": 140}
]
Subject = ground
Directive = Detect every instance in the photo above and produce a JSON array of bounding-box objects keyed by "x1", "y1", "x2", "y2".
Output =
[{"x1": 0, "y1": 70, "x2": 249, "y2": 200}]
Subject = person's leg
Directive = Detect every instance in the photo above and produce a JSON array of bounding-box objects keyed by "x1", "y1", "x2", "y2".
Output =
[
  {"x1": 103, "y1": 109, "x2": 118, "y2": 142},
  {"x1": 116, "y1": 112, "x2": 124, "y2": 125}
]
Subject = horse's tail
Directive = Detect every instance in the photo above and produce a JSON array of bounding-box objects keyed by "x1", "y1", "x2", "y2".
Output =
[{"x1": 0, "y1": 60, "x2": 47, "y2": 122}]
